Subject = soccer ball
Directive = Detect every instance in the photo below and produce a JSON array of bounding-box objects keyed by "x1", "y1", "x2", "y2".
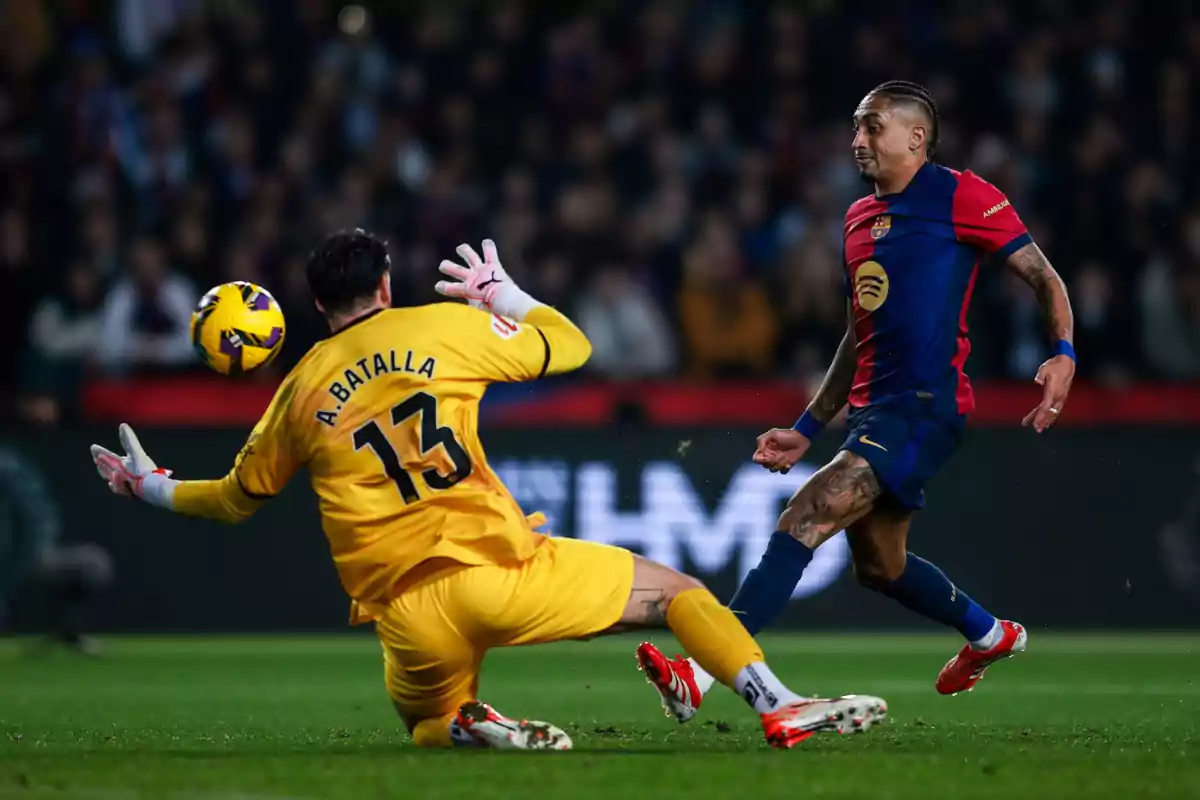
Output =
[{"x1": 190, "y1": 281, "x2": 287, "y2": 375}]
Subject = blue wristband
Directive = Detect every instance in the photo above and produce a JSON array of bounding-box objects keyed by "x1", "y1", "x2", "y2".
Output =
[
  {"x1": 793, "y1": 410, "x2": 825, "y2": 439},
  {"x1": 1053, "y1": 339, "x2": 1076, "y2": 362}
]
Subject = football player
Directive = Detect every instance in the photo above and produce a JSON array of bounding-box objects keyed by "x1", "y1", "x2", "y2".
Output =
[{"x1": 637, "y1": 81, "x2": 1074, "y2": 722}]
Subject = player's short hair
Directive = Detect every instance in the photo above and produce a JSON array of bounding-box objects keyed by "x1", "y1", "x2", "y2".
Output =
[
  {"x1": 306, "y1": 228, "x2": 391, "y2": 315},
  {"x1": 871, "y1": 80, "x2": 940, "y2": 159}
]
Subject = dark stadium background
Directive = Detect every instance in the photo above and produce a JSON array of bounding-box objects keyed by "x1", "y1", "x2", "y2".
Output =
[{"x1": 2, "y1": 1, "x2": 1200, "y2": 633}]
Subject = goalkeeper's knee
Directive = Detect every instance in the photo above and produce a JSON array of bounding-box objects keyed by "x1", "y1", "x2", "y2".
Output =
[{"x1": 408, "y1": 713, "x2": 456, "y2": 748}]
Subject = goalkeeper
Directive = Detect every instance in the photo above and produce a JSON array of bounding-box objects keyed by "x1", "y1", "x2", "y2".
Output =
[{"x1": 91, "y1": 231, "x2": 888, "y2": 750}]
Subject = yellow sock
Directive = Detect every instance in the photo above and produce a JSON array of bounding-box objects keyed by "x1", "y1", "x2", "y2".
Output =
[
  {"x1": 666, "y1": 587, "x2": 764, "y2": 687},
  {"x1": 411, "y1": 713, "x2": 455, "y2": 748}
]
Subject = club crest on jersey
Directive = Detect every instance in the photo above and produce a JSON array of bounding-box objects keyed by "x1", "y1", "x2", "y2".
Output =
[
  {"x1": 491, "y1": 314, "x2": 520, "y2": 340},
  {"x1": 870, "y1": 215, "x2": 892, "y2": 240},
  {"x1": 854, "y1": 260, "x2": 890, "y2": 312}
]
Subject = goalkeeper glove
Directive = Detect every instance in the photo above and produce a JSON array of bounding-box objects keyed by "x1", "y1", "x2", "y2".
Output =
[
  {"x1": 90, "y1": 423, "x2": 175, "y2": 508},
  {"x1": 435, "y1": 239, "x2": 542, "y2": 321}
]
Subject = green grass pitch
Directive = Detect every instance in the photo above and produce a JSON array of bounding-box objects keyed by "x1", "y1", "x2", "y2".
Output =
[{"x1": 1, "y1": 633, "x2": 1197, "y2": 799}]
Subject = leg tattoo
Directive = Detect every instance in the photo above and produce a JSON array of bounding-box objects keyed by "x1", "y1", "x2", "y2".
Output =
[
  {"x1": 629, "y1": 588, "x2": 670, "y2": 626},
  {"x1": 780, "y1": 454, "x2": 882, "y2": 549}
]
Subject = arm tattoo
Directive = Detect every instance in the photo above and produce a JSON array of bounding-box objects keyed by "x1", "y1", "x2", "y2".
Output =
[
  {"x1": 780, "y1": 454, "x2": 881, "y2": 549},
  {"x1": 1006, "y1": 243, "x2": 1074, "y2": 344},
  {"x1": 628, "y1": 588, "x2": 669, "y2": 626},
  {"x1": 809, "y1": 301, "x2": 858, "y2": 423}
]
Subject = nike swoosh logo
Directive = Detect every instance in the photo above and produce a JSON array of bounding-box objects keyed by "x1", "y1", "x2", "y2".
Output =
[{"x1": 859, "y1": 435, "x2": 888, "y2": 452}]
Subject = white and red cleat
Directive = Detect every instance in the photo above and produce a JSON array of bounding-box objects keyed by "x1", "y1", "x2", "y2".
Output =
[
  {"x1": 762, "y1": 695, "x2": 889, "y2": 749},
  {"x1": 635, "y1": 642, "x2": 701, "y2": 723},
  {"x1": 936, "y1": 620, "x2": 1028, "y2": 696},
  {"x1": 451, "y1": 701, "x2": 572, "y2": 750}
]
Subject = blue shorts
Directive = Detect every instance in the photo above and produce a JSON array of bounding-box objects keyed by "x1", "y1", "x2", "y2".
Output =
[{"x1": 840, "y1": 399, "x2": 966, "y2": 511}]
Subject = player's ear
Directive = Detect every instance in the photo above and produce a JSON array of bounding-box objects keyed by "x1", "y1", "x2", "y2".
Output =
[
  {"x1": 380, "y1": 271, "x2": 392, "y2": 307},
  {"x1": 909, "y1": 124, "x2": 927, "y2": 154},
  {"x1": 314, "y1": 298, "x2": 325, "y2": 314}
]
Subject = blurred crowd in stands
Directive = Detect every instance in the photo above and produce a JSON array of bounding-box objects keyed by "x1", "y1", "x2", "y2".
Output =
[{"x1": 2, "y1": 0, "x2": 1200, "y2": 424}]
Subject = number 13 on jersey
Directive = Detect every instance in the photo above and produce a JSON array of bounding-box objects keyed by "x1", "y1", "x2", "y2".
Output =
[{"x1": 353, "y1": 391, "x2": 473, "y2": 503}]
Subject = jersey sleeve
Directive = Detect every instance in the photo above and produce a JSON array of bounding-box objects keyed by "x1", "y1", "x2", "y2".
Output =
[
  {"x1": 171, "y1": 378, "x2": 300, "y2": 523},
  {"x1": 231, "y1": 378, "x2": 301, "y2": 499},
  {"x1": 445, "y1": 303, "x2": 592, "y2": 383},
  {"x1": 951, "y1": 171, "x2": 1033, "y2": 258}
]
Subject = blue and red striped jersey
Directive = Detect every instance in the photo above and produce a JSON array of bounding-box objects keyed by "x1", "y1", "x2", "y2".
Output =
[{"x1": 843, "y1": 163, "x2": 1031, "y2": 415}]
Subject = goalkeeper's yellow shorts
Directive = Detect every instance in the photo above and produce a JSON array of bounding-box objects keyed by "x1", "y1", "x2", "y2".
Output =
[{"x1": 366, "y1": 535, "x2": 634, "y2": 726}]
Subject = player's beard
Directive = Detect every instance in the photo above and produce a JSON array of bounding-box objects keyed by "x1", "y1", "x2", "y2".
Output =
[{"x1": 855, "y1": 154, "x2": 878, "y2": 184}]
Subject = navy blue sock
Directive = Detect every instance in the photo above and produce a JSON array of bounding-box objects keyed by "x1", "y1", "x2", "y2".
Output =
[
  {"x1": 877, "y1": 553, "x2": 996, "y2": 641},
  {"x1": 728, "y1": 531, "x2": 814, "y2": 635}
]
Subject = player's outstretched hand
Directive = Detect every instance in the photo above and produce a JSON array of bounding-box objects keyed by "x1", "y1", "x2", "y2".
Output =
[
  {"x1": 1023, "y1": 354, "x2": 1075, "y2": 433},
  {"x1": 90, "y1": 423, "x2": 171, "y2": 499},
  {"x1": 435, "y1": 239, "x2": 512, "y2": 311},
  {"x1": 753, "y1": 428, "x2": 812, "y2": 474}
]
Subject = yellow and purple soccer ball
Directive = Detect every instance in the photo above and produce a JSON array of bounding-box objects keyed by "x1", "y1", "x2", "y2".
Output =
[{"x1": 190, "y1": 281, "x2": 286, "y2": 375}]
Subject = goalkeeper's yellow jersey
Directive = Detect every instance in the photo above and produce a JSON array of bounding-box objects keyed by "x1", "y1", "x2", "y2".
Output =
[{"x1": 170, "y1": 303, "x2": 591, "y2": 617}]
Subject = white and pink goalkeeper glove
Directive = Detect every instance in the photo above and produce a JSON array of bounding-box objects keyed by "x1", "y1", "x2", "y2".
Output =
[
  {"x1": 90, "y1": 423, "x2": 175, "y2": 508},
  {"x1": 435, "y1": 239, "x2": 542, "y2": 321}
]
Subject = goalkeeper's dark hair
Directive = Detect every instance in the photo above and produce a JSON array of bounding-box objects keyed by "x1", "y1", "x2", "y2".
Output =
[
  {"x1": 872, "y1": 80, "x2": 939, "y2": 160},
  {"x1": 306, "y1": 228, "x2": 391, "y2": 315}
]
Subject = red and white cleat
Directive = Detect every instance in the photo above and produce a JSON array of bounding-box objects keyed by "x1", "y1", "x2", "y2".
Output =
[
  {"x1": 635, "y1": 641, "x2": 701, "y2": 724},
  {"x1": 762, "y1": 695, "x2": 889, "y2": 749},
  {"x1": 451, "y1": 701, "x2": 572, "y2": 750},
  {"x1": 936, "y1": 620, "x2": 1028, "y2": 696}
]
